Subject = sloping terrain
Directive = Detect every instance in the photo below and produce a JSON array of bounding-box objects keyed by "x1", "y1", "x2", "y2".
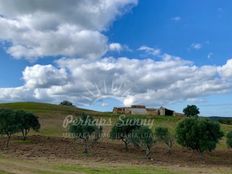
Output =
[
  {"x1": 0, "y1": 136, "x2": 232, "y2": 174},
  {"x1": 0, "y1": 102, "x2": 100, "y2": 117},
  {"x1": 0, "y1": 102, "x2": 232, "y2": 174},
  {"x1": 0, "y1": 102, "x2": 103, "y2": 136},
  {"x1": 0, "y1": 102, "x2": 231, "y2": 142}
]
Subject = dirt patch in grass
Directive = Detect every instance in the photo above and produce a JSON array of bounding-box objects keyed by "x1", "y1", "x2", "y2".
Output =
[{"x1": 0, "y1": 136, "x2": 232, "y2": 168}]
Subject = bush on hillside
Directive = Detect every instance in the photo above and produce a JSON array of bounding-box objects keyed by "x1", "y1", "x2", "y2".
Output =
[
  {"x1": 93, "y1": 125, "x2": 103, "y2": 143},
  {"x1": 155, "y1": 127, "x2": 173, "y2": 153},
  {"x1": 110, "y1": 116, "x2": 142, "y2": 151},
  {"x1": 16, "y1": 110, "x2": 40, "y2": 140},
  {"x1": 68, "y1": 113, "x2": 102, "y2": 153},
  {"x1": 226, "y1": 131, "x2": 232, "y2": 148},
  {"x1": 183, "y1": 105, "x2": 200, "y2": 117},
  {"x1": 129, "y1": 126, "x2": 154, "y2": 158},
  {"x1": 176, "y1": 118, "x2": 224, "y2": 155},
  {"x1": 60, "y1": 100, "x2": 74, "y2": 107}
]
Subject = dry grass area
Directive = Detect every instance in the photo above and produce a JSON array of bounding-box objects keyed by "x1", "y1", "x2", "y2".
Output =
[
  {"x1": 0, "y1": 154, "x2": 231, "y2": 174},
  {"x1": 0, "y1": 136, "x2": 232, "y2": 174}
]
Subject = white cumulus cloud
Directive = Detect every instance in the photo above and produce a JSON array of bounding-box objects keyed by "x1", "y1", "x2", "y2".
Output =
[
  {"x1": 109, "y1": 43, "x2": 124, "y2": 52},
  {"x1": 23, "y1": 64, "x2": 68, "y2": 88},
  {"x1": 0, "y1": 0, "x2": 137, "y2": 60},
  {"x1": 219, "y1": 59, "x2": 232, "y2": 78},
  {"x1": 138, "y1": 46, "x2": 161, "y2": 56},
  {"x1": 0, "y1": 55, "x2": 231, "y2": 106}
]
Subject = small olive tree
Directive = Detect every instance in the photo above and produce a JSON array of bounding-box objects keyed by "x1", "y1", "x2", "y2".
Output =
[
  {"x1": 226, "y1": 131, "x2": 232, "y2": 148},
  {"x1": 183, "y1": 105, "x2": 200, "y2": 117},
  {"x1": 93, "y1": 125, "x2": 103, "y2": 143},
  {"x1": 110, "y1": 116, "x2": 142, "y2": 151},
  {"x1": 16, "y1": 110, "x2": 40, "y2": 140},
  {"x1": 176, "y1": 118, "x2": 224, "y2": 156},
  {"x1": 68, "y1": 113, "x2": 102, "y2": 153},
  {"x1": 129, "y1": 126, "x2": 154, "y2": 158},
  {"x1": 0, "y1": 109, "x2": 19, "y2": 148},
  {"x1": 155, "y1": 127, "x2": 173, "y2": 153},
  {"x1": 0, "y1": 109, "x2": 41, "y2": 147}
]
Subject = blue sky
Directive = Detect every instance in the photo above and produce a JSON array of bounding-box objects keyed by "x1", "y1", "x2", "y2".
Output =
[
  {"x1": 108, "y1": 0, "x2": 232, "y2": 65},
  {"x1": 0, "y1": 0, "x2": 232, "y2": 116}
]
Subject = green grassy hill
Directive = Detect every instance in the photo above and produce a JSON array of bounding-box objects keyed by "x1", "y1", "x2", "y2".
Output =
[
  {"x1": 0, "y1": 102, "x2": 180, "y2": 135},
  {"x1": 0, "y1": 102, "x2": 231, "y2": 149},
  {"x1": 0, "y1": 102, "x2": 104, "y2": 136},
  {"x1": 0, "y1": 102, "x2": 100, "y2": 117}
]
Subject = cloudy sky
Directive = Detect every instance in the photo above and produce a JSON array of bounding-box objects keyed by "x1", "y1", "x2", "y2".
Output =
[{"x1": 0, "y1": 0, "x2": 232, "y2": 116}]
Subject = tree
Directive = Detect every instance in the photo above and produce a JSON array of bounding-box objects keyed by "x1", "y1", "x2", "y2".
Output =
[
  {"x1": 0, "y1": 109, "x2": 20, "y2": 148},
  {"x1": 183, "y1": 105, "x2": 200, "y2": 117},
  {"x1": 93, "y1": 125, "x2": 103, "y2": 143},
  {"x1": 155, "y1": 127, "x2": 173, "y2": 153},
  {"x1": 16, "y1": 110, "x2": 40, "y2": 140},
  {"x1": 226, "y1": 131, "x2": 232, "y2": 148},
  {"x1": 176, "y1": 118, "x2": 224, "y2": 156},
  {"x1": 129, "y1": 126, "x2": 154, "y2": 158},
  {"x1": 110, "y1": 116, "x2": 142, "y2": 151},
  {"x1": 60, "y1": 100, "x2": 73, "y2": 107},
  {"x1": 68, "y1": 113, "x2": 101, "y2": 153},
  {"x1": 0, "y1": 109, "x2": 41, "y2": 147}
]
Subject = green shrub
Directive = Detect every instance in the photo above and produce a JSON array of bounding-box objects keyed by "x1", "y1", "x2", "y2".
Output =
[
  {"x1": 129, "y1": 126, "x2": 154, "y2": 158},
  {"x1": 110, "y1": 116, "x2": 142, "y2": 151},
  {"x1": 16, "y1": 110, "x2": 40, "y2": 140},
  {"x1": 226, "y1": 131, "x2": 232, "y2": 148},
  {"x1": 155, "y1": 127, "x2": 173, "y2": 153},
  {"x1": 176, "y1": 118, "x2": 223, "y2": 155}
]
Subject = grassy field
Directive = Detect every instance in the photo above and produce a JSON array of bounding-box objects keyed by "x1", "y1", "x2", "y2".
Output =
[
  {"x1": 0, "y1": 102, "x2": 107, "y2": 136},
  {"x1": 0, "y1": 154, "x2": 231, "y2": 174},
  {"x1": 0, "y1": 155, "x2": 178, "y2": 174},
  {"x1": 0, "y1": 102, "x2": 231, "y2": 174}
]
